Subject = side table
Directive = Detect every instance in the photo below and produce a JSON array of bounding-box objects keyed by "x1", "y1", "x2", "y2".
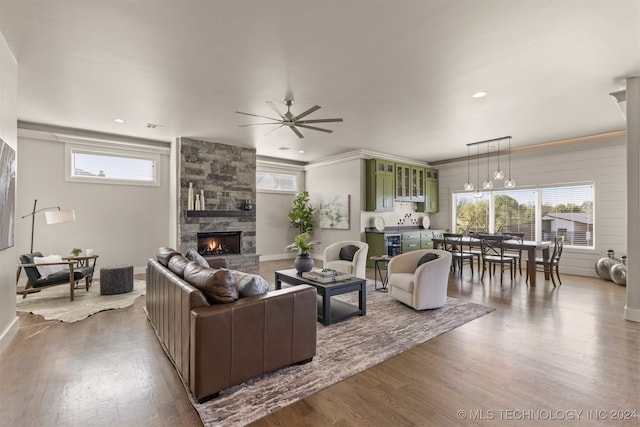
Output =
[{"x1": 370, "y1": 255, "x2": 392, "y2": 292}]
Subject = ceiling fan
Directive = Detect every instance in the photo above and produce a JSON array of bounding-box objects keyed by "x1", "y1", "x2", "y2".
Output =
[{"x1": 235, "y1": 98, "x2": 343, "y2": 138}]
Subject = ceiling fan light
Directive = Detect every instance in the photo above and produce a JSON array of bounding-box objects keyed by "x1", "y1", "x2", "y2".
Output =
[{"x1": 493, "y1": 169, "x2": 505, "y2": 180}]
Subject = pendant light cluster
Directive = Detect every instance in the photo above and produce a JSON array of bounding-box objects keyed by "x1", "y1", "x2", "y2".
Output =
[{"x1": 464, "y1": 136, "x2": 515, "y2": 198}]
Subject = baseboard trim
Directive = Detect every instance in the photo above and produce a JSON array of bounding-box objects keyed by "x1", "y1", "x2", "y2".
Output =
[
  {"x1": 624, "y1": 305, "x2": 640, "y2": 322},
  {"x1": 0, "y1": 316, "x2": 19, "y2": 355}
]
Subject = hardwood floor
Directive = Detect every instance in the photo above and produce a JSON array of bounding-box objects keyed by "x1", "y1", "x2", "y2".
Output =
[{"x1": 1, "y1": 262, "x2": 638, "y2": 426}]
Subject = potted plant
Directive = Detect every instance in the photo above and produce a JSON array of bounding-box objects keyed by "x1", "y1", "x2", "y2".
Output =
[
  {"x1": 71, "y1": 248, "x2": 82, "y2": 256},
  {"x1": 286, "y1": 232, "x2": 320, "y2": 273},
  {"x1": 288, "y1": 191, "x2": 315, "y2": 234}
]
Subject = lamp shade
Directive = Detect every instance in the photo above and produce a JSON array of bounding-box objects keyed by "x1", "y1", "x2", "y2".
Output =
[{"x1": 45, "y1": 209, "x2": 76, "y2": 224}]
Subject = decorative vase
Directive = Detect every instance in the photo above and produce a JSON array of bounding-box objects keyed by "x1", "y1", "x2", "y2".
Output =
[
  {"x1": 195, "y1": 193, "x2": 200, "y2": 211},
  {"x1": 200, "y1": 190, "x2": 205, "y2": 210},
  {"x1": 187, "y1": 182, "x2": 194, "y2": 211},
  {"x1": 610, "y1": 256, "x2": 627, "y2": 286},
  {"x1": 595, "y1": 249, "x2": 618, "y2": 281},
  {"x1": 294, "y1": 253, "x2": 314, "y2": 273}
]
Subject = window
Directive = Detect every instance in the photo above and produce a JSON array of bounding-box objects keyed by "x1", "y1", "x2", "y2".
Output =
[
  {"x1": 453, "y1": 184, "x2": 594, "y2": 248},
  {"x1": 256, "y1": 171, "x2": 299, "y2": 192},
  {"x1": 66, "y1": 143, "x2": 161, "y2": 186}
]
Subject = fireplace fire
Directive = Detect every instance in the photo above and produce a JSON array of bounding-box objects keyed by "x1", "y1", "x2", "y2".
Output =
[{"x1": 197, "y1": 231, "x2": 241, "y2": 255}]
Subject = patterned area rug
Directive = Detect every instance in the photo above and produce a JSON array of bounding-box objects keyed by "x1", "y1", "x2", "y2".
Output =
[
  {"x1": 15, "y1": 279, "x2": 146, "y2": 322},
  {"x1": 192, "y1": 282, "x2": 494, "y2": 426}
]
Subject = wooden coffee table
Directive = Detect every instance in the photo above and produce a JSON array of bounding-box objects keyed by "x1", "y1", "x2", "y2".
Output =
[{"x1": 275, "y1": 269, "x2": 366, "y2": 325}]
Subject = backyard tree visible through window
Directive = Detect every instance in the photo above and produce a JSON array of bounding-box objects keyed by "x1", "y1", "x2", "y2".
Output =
[{"x1": 454, "y1": 184, "x2": 594, "y2": 248}]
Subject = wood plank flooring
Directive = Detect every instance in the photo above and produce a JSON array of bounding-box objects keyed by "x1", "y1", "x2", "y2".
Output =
[{"x1": 1, "y1": 262, "x2": 638, "y2": 426}]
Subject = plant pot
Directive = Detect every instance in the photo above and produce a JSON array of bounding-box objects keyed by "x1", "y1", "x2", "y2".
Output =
[{"x1": 294, "y1": 253, "x2": 314, "y2": 273}]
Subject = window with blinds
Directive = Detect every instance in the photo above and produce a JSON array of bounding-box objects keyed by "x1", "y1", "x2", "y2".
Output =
[
  {"x1": 256, "y1": 171, "x2": 298, "y2": 192},
  {"x1": 66, "y1": 145, "x2": 160, "y2": 186},
  {"x1": 454, "y1": 183, "x2": 594, "y2": 248}
]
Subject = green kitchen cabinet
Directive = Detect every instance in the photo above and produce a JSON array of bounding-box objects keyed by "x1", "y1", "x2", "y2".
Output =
[
  {"x1": 366, "y1": 232, "x2": 386, "y2": 268},
  {"x1": 419, "y1": 167, "x2": 439, "y2": 213},
  {"x1": 366, "y1": 159, "x2": 395, "y2": 212}
]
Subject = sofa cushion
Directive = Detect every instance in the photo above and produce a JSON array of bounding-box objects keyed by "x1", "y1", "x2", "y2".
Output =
[
  {"x1": 390, "y1": 272, "x2": 414, "y2": 293},
  {"x1": 324, "y1": 260, "x2": 354, "y2": 275},
  {"x1": 168, "y1": 254, "x2": 190, "y2": 278},
  {"x1": 183, "y1": 262, "x2": 239, "y2": 304},
  {"x1": 339, "y1": 244, "x2": 359, "y2": 262},
  {"x1": 33, "y1": 254, "x2": 67, "y2": 278},
  {"x1": 185, "y1": 248, "x2": 209, "y2": 267},
  {"x1": 157, "y1": 247, "x2": 180, "y2": 266},
  {"x1": 231, "y1": 271, "x2": 270, "y2": 297},
  {"x1": 417, "y1": 252, "x2": 439, "y2": 268}
]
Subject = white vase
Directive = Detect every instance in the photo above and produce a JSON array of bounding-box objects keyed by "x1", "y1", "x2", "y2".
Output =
[
  {"x1": 200, "y1": 190, "x2": 205, "y2": 210},
  {"x1": 187, "y1": 182, "x2": 194, "y2": 211},
  {"x1": 195, "y1": 193, "x2": 200, "y2": 211}
]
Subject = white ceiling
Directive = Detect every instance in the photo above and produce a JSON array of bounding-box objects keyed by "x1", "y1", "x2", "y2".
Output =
[{"x1": 0, "y1": 0, "x2": 638, "y2": 163}]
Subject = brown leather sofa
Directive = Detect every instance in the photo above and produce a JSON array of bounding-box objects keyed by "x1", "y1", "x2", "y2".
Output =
[{"x1": 145, "y1": 248, "x2": 317, "y2": 402}]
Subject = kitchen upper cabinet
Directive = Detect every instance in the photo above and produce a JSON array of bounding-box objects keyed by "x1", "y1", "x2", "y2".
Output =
[
  {"x1": 411, "y1": 166, "x2": 425, "y2": 202},
  {"x1": 423, "y1": 167, "x2": 439, "y2": 213},
  {"x1": 395, "y1": 163, "x2": 411, "y2": 201},
  {"x1": 366, "y1": 159, "x2": 395, "y2": 212}
]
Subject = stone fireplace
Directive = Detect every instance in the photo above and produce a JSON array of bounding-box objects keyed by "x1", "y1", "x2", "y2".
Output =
[
  {"x1": 197, "y1": 231, "x2": 241, "y2": 255},
  {"x1": 178, "y1": 138, "x2": 259, "y2": 271}
]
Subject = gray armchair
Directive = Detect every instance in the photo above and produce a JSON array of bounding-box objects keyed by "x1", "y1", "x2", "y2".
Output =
[{"x1": 17, "y1": 252, "x2": 94, "y2": 301}]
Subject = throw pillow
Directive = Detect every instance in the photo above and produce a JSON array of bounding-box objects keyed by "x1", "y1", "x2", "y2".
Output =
[
  {"x1": 417, "y1": 252, "x2": 439, "y2": 268},
  {"x1": 168, "y1": 254, "x2": 190, "y2": 278},
  {"x1": 339, "y1": 244, "x2": 360, "y2": 262},
  {"x1": 185, "y1": 247, "x2": 210, "y2": 267},
  {"x1": 183, "y1": 262, "x2": 239, "y2": 304},
  {"x1": 157, "y1": 247, "x2": 180, "y2": 266},
  {"x1": 231, "y1": 271, "x2": 270, "y2": 297},
  {"x1": 33, "y1": 254, "x2": 67, "y2": 278}
]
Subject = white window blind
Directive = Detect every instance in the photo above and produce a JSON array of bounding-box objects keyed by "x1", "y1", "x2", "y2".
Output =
[
  {"x1": 256, "y1": 171, "x2": 298, "y2": 192},
  {"x1": 540, "y1": 184, "x2": 594, "y2": 246}
]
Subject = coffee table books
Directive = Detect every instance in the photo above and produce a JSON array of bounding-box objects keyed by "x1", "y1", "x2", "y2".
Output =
[{"x1": 302, "y1": 268, "x2": 351, "y2": 283}]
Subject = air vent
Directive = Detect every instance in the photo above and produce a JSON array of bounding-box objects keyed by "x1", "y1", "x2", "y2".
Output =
[{"x1": 278, "y1": 146, "x2": 290, "y2": 150}]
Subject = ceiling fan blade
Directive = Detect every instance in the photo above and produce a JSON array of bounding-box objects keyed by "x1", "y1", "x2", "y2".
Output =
[
  {"x1": 295, "y1": 124, "x2": 334, "y2": 133},
  {"x1": 238, "y1": 122, "x2": 282, "y2": 127},
  {"x1": 265, "y1": 124, "x2": 285, "y2": 136},
  {"x1": 293, "y1": 105, "x2": 321, "y2": 121},
  {"x1": 289, "y1": 126, "x2": 304, "y2": 138},
  {"x1": 235, "y1": 111, "x2": 281, "y2": 121},
  {"x1": 296, "y1": 118, "x2": 343, "y2": 124},
  {"x1": 266, "y1": 101, "x2": 286, "y2": 119}
]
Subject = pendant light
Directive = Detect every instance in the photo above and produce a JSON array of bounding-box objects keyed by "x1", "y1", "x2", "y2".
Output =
[
  {"x1": 473, "y1": 144, "x2": 483, "y2": 198},
  {"x1": 504, "y1": 136, "x2": 516, "y2": 188},
  {"x1": 493, "y1": 138, "x2": 505, "y2": 180},
  {"x1": 463, "y1": 145, "x2": 474, "y2": 191},
  {"x1": 482, "y1": 142, "x2": 494, "y2": 190}
]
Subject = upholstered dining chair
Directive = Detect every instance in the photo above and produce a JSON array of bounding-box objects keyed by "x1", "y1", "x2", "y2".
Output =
[
  {"x1": 527, "y1": 236, "x2": 564, "y2": 287},
  {"x1": 479, "y1": 235, "x2": 515, "y2": 284},
  {"x1": 322, "y1": 241, "x2": 369, "y2": 278},
  {"x1": 387, "y1": 249, "x2": 452, "y2": 310},
  {"x1": 17, "y1": 252, "x2": 93, "y2": 301},
  {"x1": 442, "y1": 233, "x2": 475, "y2": 276}
]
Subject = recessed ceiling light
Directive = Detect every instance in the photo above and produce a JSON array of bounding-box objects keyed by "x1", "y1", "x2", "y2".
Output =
[
  {"x1": 472, "y1": 91, "x2": 488, "y2": 98},
  {"x1": 113, "y1": 118, "x2": 125, "y2": 123},
  {"x1": 298, "y1": 150, "x2": 305, "y2": 154}
]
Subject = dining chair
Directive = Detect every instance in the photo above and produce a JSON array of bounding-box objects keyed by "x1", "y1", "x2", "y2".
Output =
[
  {"x1": 442, "y1": 233, "x2": 475, "y2": 276},
  {"x1": 501, "y1": 232, "x2": 524, "y2": 275},
  {"x1": 527, "y1": 236, "x2": 564, "y2": 287},
  {"x1": 479, "y1": 235, "x2": 515, "y2": 284}
]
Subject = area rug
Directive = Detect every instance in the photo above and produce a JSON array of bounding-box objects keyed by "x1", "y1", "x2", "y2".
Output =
[
  {"x1": 15, "y1": 279, "x2": 146, "y2": 322},
  {"x1": 192, "y1": 282, "x2": 494, "y2": 426}
]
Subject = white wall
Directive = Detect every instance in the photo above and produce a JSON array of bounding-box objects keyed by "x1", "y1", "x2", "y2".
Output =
[
  {"x1": 0, "y1": 32, "x2": 18, "y2": 354},
  {"x1": 16, "y1": 130, "x2": 172, "y2": 280},
  {"x1": 430, "y1": 136, "x2": 627, "y2": 277},
  {"x1": 256, "y1": 191, "x2": 298, "y2": 260},
  {"x1": 305, "y1": 156, "x2": 365, "y2": 258}
]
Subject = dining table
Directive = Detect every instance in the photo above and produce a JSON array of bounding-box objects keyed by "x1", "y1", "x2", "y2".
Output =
[{"x1": 432, "y1": 236, "x2": 554, "y2": 286}]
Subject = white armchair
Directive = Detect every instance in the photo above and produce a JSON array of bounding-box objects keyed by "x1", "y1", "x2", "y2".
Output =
[
  {"x1": 387, "y1": 249, "x2": 452, "y2": 310},
  {"x1": 322, "y1": 241, "x2": 369, "y2": 279}
]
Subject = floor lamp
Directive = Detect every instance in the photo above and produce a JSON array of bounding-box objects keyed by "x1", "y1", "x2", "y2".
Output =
[{"x1": 21, "y1": 199, "x2": 76, "y2": 253}]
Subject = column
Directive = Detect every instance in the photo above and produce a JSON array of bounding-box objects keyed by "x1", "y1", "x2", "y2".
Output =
[{"x1": 626, "y1": 76, "x2": 640, "y2": 322}]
